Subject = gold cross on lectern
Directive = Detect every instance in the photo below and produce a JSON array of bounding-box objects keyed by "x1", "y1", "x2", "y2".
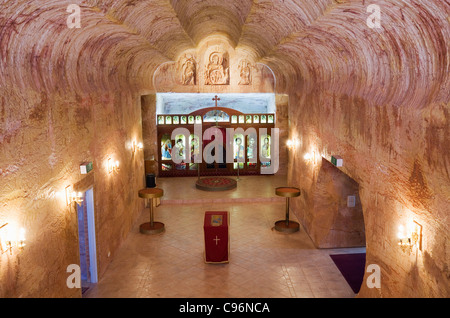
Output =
[{"x1": 212, "y1": 95, "x2": 220, "y2": 107}]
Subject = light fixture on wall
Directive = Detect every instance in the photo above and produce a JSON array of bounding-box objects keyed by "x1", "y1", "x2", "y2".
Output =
[
  {"x1": 286, "y1": 139, "x2": 298, "y2": 151},
  {"x1": 397, "y1": 220, "x2": 422, "y2": 253},
  {"x1": 108, "y1": 157, "x2": 120, "y2": 174},
  {"x1": 0, "y1": 223, "x2": 26, "y2": 255},
  {"x1": 65, "y1": 186, "x2": 84, "y2": 206},
  {"x1": 304, "y1": 153, "x2": 312, "y2": 161},
  {"x1": 132, "y1": 141, "x2": 144, "y2": 153},
  {"x1": 304, "y1": 151, "x2": 316, "y2": 164},
  {"x1": 71, "y1": 192, "x2": 84, "y2": 206}
]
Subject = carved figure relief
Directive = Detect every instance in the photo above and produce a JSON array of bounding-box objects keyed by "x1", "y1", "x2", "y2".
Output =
[
  {"x1": 205, "y1": 51, "x2": 229, "y2": 85},
  {"x1": 181, "y1": 57, "x2": 196, "y2": 85},
  {"x1": 238, "y1": 59, "x2": 252, "y2": 85}
]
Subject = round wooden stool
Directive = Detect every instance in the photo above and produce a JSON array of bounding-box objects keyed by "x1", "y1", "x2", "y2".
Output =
[
  {"x1": 274, "y1": 187, "x2": 301, "y2": 233},
  {"x1": 138, "y1": 188, "x2": 164, "y2": 234}
]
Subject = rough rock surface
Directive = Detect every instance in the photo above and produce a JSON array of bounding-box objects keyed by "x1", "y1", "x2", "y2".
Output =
[{"x1": 0, "y1": 0, "x2": 448, "y2": 297}]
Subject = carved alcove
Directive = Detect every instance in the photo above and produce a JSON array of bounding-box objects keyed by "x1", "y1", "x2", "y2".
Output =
[
  {"x1": 309, "y1": 158, "x2": 367, "y2": 248},
  {"x1": 152, "y1": 36, "x2": 274, "y2": 93}
]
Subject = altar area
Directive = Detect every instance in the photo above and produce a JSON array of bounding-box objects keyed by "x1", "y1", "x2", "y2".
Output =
[
  {"x1": 154, "y1": 94, "x2": 277, "y2": 178},
  {"x1": 155, "y1": 174, "x2": 287, "y2": 205}
]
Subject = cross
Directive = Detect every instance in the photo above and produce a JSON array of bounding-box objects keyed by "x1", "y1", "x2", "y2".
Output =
[
  {"x1": 212, "y1": 95, "x2": 220, "y2": 107},
  {"x1": 213, "y1": 235, "x2": 220, "y2": 246}
]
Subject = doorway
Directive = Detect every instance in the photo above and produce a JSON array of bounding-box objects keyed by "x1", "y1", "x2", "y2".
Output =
[
  {"x1": 203, "y1": 126, "x2": 229, "y2": 175},
  {"x1": 76, "y1": 188, "x2": 98, "y2": 294},
  {"x1": 310, "y1": 158, "x2": 366, "y2": 248}
]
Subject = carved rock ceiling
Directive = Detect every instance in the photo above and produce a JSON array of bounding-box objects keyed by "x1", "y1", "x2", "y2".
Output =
[{"x1": 0, "y1": 0, "x2": 448, "y2": 106}]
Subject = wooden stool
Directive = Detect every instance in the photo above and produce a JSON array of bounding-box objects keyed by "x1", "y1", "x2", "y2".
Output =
[
  {"x1": 274, "y1": 187, "x2": 301, "y2": 233},
  {"x1": 138, "y1": 188, "x2": 164, "y2": 234}
]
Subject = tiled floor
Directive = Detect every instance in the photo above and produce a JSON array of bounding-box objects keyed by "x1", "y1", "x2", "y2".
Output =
[
  {"x1": 84, "y1": 175, "x2": 365, "y2": 298},
  {"x1": 156, "y1": 174, "x2": 288, "y2": 203}
]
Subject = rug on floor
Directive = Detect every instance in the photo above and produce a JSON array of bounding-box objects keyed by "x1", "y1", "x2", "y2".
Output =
[{"x1": 330, "y1": 253, "x2": 366, "y2": 293}]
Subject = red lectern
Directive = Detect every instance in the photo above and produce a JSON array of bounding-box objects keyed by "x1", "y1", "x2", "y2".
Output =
[{"x1": 204, "y1": 211, "x2": 229, "y2": 263}]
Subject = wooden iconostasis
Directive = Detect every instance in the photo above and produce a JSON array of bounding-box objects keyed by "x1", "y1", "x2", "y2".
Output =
[{"x1": 157, "y1": 107, "x2": 275, "y2": 177}]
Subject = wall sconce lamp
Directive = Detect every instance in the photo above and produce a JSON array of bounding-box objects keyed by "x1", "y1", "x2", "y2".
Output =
[
  {"x1": 0, "y1": 223, "x2": 26, "y2": 255},
  {"x1": 71, "y1": 192, "x2": 84, "y2": 206},
  {"x1": 108, "y1": 157, "x2": 120, "y2": 174},
  {"x1": 133, "y1": 141, "x2": 144, "y2": 153},
  {"x1": 304, "y1": 151, "x2": 316, "y2": 164},
  {"x1": 65, "y1": 186, "x2": 84, "y2": 206},
  {"x1": 286, "y1": 139, "x2": 298, "y2": 151},
  {"x1": 397, "y1": 221, "x2": 422, "y2": 253},
  {"x1": 304, "y1": 153, "x2": 312, "y2": 161}
]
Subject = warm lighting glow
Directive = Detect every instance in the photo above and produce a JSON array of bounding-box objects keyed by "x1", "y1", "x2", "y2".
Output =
[
  {"x1": 17, "y1": 227, "x2": 26, "y2": 250},
  {"x1": 133, "y1": 140, "x2": 144, "y2": 152},
  {"x1": 0, "y1": 223, "x2": 26, "y2": 255},
  {"x1": 304, "y1": 153, "x2": 312, "y2": 161},
  {"x1": 108, "y1": 157, "x2": 120, "y2": 173},
  {"x1": 397, "y1": 225, "x2": 405, "y2": 239},
  {"x1": 286, "y1": 139, "x2": 294, "y2": 150},
  {"x1": 66, "y1": 186, "x2": 83, "y2": 206},
  {"x1": 71, "y1": 192, "x2": 83, "y2": 205},
  {"x1": 397, "y1": 220, "x2": 422, "y2": 253},
  {"x1": 287, "y1": 138, "x2": 300, "y2": 151}
]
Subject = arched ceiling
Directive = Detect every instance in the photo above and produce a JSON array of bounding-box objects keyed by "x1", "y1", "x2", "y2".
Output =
[{"x1": 0, "y1": 0, "x2": 448, "y2": 107}]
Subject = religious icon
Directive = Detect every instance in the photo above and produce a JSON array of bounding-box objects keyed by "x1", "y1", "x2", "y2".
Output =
[
  {"x1": 261, "y1": 161, "x2": 271, "y2": 168},
  {"x1": 205, "y1": 51, "x2": 229, "y2": 85},
  {"x1": 161, "y1": 135, "x2": 172, "y2": 160},
  {"x1": 260, "y1": 115, "x2": 267, "y2": 123},
  {"x1": 253, "y1": 115, "x2": 259, "y2": 123},
  {"x1": 245, "y1": 115, "x2": 252, "y2": 123},
  {"x1": 247, "y1": 135, "x2": 257, "y2": 168},
  {"x1": 247, "y1": 136, "x2": 257, "y2": 160},
  {"x1": 238, "y1": 59, "x2": 252, "y2": 85},
  {"x1": 211, "y1": 215, "x2": 223, "y2": 226},
  {"x1": 173, "y1": 116, "x2": 179, "y2": 125},
  {"x1": 261, "y1": 135, "x2": 271, "y2": 159},
  {"x1": 165, "y1": 116, "x2": 172, "y2": 125},
  {"x1": 239, "y1": 115, "x2": 245, "y2": 123},
  {"x1": 174, "y1": 135, "x2": 185, "y2": 160},
  {"x1": 234, "y1": 134, "x2": 244, "y2": 160},
  {"x1": 195, "y1": 115, "x2": 202, "y2": 124},
  {"x1": 181, "y1": 116, "x2": 187, "y2": 124},
  {"x1": 268, "y1": 115, "x2": 274, "y2": 123},
  {"x1": 188, "y1": 115, "x2": 195, "y2": 124},
  {"x1": 181, "y1": 57, "x2": 196, "y2": 85},
  {"x1": 190, "y1": 134, "x2": 200, "y2": 161},
  {"x1": 231, "y1": 115, "x2": 237, "y2": 124},
  {"x1": 175, "y1": 163, "x2": 186, "y2": 170},
  {"x1": 158, "y1": 116, "x2": 164, "y2": 125},
  {"x1": 203, "y1": 110, "x2": 229, "y2": 122}
]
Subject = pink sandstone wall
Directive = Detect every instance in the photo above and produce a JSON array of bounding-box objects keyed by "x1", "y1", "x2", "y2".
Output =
[
  {"x1": 0, "y1": 86, "x2": 145, "y2": 297},
  {"x1": 286, "y1": 89, "x2": 449, "y2": 298},
  {"x1": 1, "y1": 0, "x2": 448, "y2": 298}
]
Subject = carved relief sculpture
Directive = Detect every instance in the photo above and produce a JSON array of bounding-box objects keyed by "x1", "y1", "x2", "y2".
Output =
[
  {"x1": 181, "y1": 56, "x2": 196, "y2": 85},
  {"x1": 205, "y1": 51, "x2": 229, "y2": 85},
  {"x1": 238, "y1": 59, "x2": 252, "y2": 85}
]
